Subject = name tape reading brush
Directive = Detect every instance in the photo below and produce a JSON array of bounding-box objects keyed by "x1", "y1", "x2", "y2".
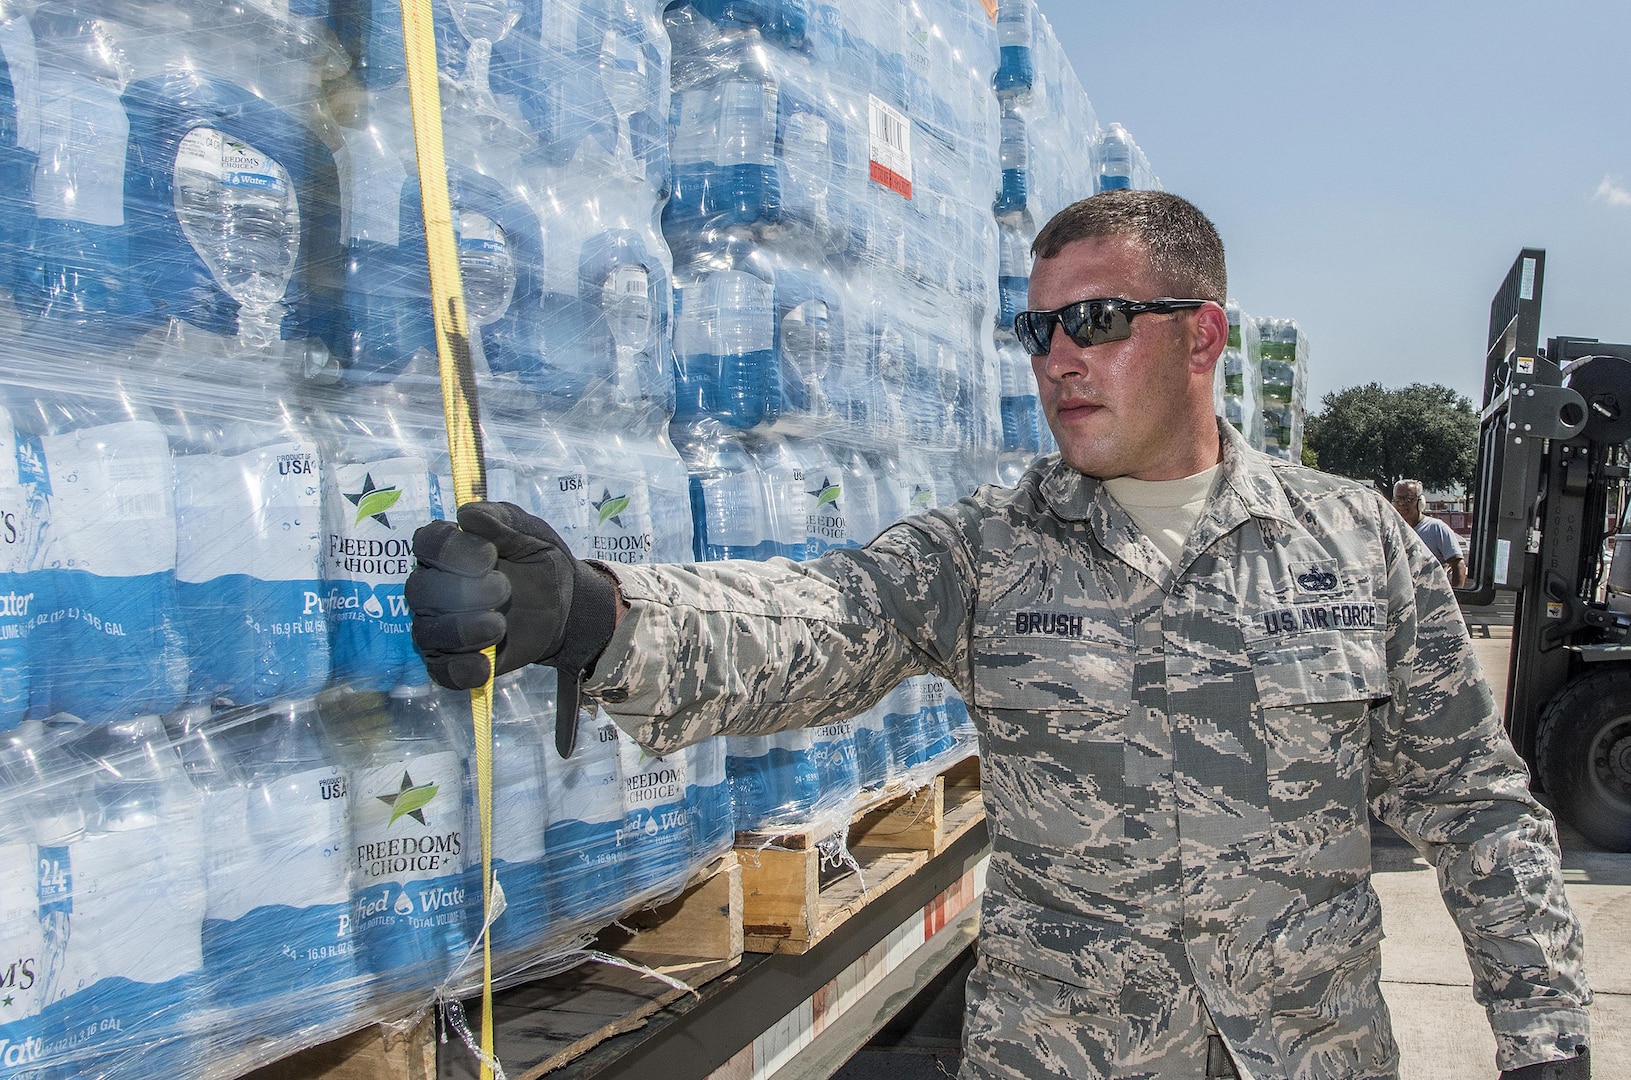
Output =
[{"x1": 396, "y1": 2, "x2": 500, "y2": 1078}]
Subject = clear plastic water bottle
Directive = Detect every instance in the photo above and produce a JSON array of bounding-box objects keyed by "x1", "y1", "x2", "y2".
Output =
[
  {"x1": 746, "y1": 433, "x2": 807, "y2": 562},
  {"x1": 170, "y1": 407, "x2": 329, "y2": 708},
  {"x1": 810, "y1": 717, "x2": 859, "y2": 808},
  {"x1": 684, "y1": 735, "x2": 733, "y2": 865},
  {"x1": 629, "y1": 432, "x2": 696, "y2": 564},
  {"x1": 486, "y1": 671, "x2": 550, "y2": 960},
  {"x1": 22, "y1": 6, "x2": 135, "y2": 332},
  {"x1": 998, "y1": 338, "x2": 1041, "y2": 455},
  {"x1": 675, "y1": 422, "x2": 768, "y2": 562},
  {"x1": 1097, "y1": 121, "x2": 1134, "y2": 193},
  {"x1": 541, "y1": 691, "x2": 626, "y2": 928},
  {"x1": 578, "y1": 227, "x2": 669, "y2": 416},
  {"x1": 665, "y1": 25, "x2": 780, "y2": 237},
  {"x1": 506, "y1": 419, "x2": 593, "y2": 558},
  {"x1": 34, "y1": 715, "x2": 205, "y2": 1077},
  {"x1": 773, "y1": 259, "x2": 841, "y2": 427},
  {"x1": 348, "y1": 684, "x2": 472, "y2": 995},
  {"x1": 830, "y1": 442, "x2": 889, "y2": 790},
  {"x1": 995, "y1": 105, "x2": 1028, "y2": 223},
  {"x1": 909, "y1": 675, "x2": 957, "y2": 771},
  {"x1": 879, "y1": 674, "x2": 925, "y2": 784},
  {"x1": 617, "y1": 727, "x2": 691, "y2": 898},
  {"x1": 671, "y1": 235, "x2": 778, "y2": 429},
  {"x1": 997, "y1": 222, "x2": 1030, "y2": 337},
  {"x1": 911, "y1": 326, "x2": 960, "y2": 445},
  {"x1": 727, "y1": 726, "x2": 820, "y2": 830},
  {"x1": 790, "y1": 438, "x2": 841, "y2": 559},
  {"x1": 199, "y1": 699, "x2": 360, "y2": 1035},
  {"x1": 15, "y1": 392, "x2": 186, "y2": 723},
  {"x1": 171, "y1": 126, "x2": 300, "y2": 349},
  {"x1": 586, "y1": 0, "x2": 662, "y2": 184},
  {"x1": 0, "y1": 12, "x2": 39, "y2": 312},
  {"x1": 776, "y1": 74, "x2": 841, "y2": 250},
  {"x1": 992, "y1": 0, "x2": 1033, "y2": 100},
  {"x1": 333, "y1": 76, "x2": 422, "y2": 384}
]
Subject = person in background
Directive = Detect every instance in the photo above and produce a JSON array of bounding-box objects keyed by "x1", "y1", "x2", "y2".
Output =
[
  {"x1": 1393, "y1": 478, "x2": 1468, "y2": 588},
  {"x1": 407, "y1": 191, "x2": 1589, "y2": 1079}
]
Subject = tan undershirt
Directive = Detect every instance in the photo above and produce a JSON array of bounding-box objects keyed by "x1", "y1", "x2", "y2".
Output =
[{"x1": 1102, "y1": 463, "x2": 1223, "y2": 568}]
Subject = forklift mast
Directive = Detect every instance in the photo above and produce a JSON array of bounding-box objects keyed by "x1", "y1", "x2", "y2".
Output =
[{"x1": 1460, "y1": 250, "x2": 1631, "y2": 849}]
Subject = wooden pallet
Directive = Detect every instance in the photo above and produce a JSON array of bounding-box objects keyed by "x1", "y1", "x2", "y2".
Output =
[
  {"x1": 737, "y1": 754, "x2": 983, "y2": 955},
  {"x1": 248, "y1": 852, "x2": 744, "y2": 1080}
]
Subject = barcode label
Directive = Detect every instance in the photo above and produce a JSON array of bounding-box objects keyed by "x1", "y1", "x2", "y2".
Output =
[{"x1": 868, "y1": 94, "x2": 913, "y2": 200}]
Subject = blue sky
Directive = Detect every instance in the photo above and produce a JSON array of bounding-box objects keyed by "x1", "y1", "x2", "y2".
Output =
[{"x1": 1031, "y1": 0, "x2": 1631, "y2": 407}]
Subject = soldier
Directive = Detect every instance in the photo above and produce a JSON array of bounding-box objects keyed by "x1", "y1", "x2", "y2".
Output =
[{"x1": 406, "y1": 191, "x2": 1590, "y2": 1079}]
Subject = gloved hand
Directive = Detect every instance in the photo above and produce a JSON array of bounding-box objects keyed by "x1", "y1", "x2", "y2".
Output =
[
  {"x1": 1500, "y1": 1048, "x2": 1589, "y2": 1079},
  {"x1": 407, "y1": 501, "x2": 617, "y2": 757}
]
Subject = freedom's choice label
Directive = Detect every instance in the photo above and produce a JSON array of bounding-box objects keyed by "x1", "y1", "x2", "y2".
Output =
[
  {"x1": 350, "y1": 751, "x2": 468, "y2": 974},
  {"x1": 322, "y1": 457, "x2": 436, "y2": 687}
]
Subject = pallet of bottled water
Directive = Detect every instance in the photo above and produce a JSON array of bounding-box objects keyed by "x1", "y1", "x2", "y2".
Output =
[
  {"x1": 0, "y1": 0, "x2": 1019, "y2": 1074},
  {"x1": 1257, "y1": 316, "x2": 1310, "y2": 462}
]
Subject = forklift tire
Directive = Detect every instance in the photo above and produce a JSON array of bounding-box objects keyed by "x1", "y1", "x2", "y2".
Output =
[{"x1": 1535, "y1": 666, "x2": 1631, "y2": 852}]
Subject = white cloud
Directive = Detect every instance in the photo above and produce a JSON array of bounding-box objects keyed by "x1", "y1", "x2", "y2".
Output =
[{"x1": 1594, "y1": 175, "x2": 1631, "y2": 207}]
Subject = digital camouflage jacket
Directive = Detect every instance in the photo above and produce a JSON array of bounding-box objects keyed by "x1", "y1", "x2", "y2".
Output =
[{"x1": 584, "y1": 421, "x2": 1590, "y2": 1079}]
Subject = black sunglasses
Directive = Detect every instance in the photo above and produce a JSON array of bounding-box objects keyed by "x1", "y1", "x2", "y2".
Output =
[{"x1": 1013, "y1": 297, "x2": 1212, "y2": 356}]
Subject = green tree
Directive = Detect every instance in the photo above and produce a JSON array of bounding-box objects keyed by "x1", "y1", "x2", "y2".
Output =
[{"x1": 1304, "y1": 382, "x2": 1477, "y2": 492}]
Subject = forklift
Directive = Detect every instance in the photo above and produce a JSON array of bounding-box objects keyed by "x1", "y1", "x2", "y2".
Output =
[{"x1": 1460, "y1": 249, "x2": 1631, "y2": 850}]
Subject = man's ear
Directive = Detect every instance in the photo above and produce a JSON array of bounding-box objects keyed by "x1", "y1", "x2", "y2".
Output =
[{"x1": 1189, "y1": 302, "x2": 1229, "y2": 375}]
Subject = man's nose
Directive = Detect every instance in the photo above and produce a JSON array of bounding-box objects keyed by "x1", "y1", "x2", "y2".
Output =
[{"x1": 1039, "y1": 326, "x2": 1089, "y2": 380}]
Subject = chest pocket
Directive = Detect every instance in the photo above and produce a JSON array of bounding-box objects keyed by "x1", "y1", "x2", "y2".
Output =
[
  {"x1": 1242, "y1": 613, "x2": 1389, "y2": 850},
  {"x1": 972, "y1": 627, "x2": 1135, "y2": 716},
  {"x1": 972, "y1": 625, "x2": 1135, "y2": 853}
]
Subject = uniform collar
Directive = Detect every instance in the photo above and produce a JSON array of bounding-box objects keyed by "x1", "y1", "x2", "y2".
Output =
[{"x1": 1038, "y1": 419, "x2": 1303, "y2": 576}]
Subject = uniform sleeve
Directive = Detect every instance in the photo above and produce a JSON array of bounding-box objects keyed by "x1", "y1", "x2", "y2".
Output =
[
  {"x1": 1367, "y1": 502, "x2": 1592, "y2": 1071},
  {"x1": 581, "y1": 505, "x2": 982, "y2": 755}
]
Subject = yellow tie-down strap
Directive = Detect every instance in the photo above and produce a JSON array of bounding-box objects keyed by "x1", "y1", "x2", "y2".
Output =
[{"x1": 397, "y1": 1, "x2": 498, "y2": 1076}]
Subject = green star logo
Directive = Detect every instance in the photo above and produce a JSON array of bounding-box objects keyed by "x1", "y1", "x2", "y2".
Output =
[
  {"x1": 808, "y1": 476, "x2": 841, "y2": 511},
  {"x1": 911, "y1": 486, "x2": 933, "y2": 509},
  {"x1": 2, "y1": 994, "x2": 12, "y2": 1008},
  {"x1": 377, "y1": 770, "x2": 439, "y2": 827},
  {"x1": 594, "y1": 488, "x2": 631, "y2": 528},
  {"x1": 345, "y1": 473, "x2": 404, "y2": 528}
]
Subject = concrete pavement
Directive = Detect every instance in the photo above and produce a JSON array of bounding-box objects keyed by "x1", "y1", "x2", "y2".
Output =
[{"x1": 1378, "y1": 625, "x2": 1630, "y2": 1077}]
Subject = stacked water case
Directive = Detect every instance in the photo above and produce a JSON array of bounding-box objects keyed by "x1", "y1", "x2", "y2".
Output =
[
  {"x1": 1257, "y1": 315, "x2": 1309, "y2": 461},
  {"x1": 0, "y1": 0, "x2": 708, "y2": 1075},
  {"x1": 1214, "y1": 299, "x2": 1263, "y2": 448},
  {"x1": 990, "y1": 0, "x2": 1104, "y2": 483},
  {"x1": 660, "y1": 0, "x2": 991, "y2": 835}
]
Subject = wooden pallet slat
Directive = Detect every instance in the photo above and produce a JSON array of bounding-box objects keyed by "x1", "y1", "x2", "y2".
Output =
[{"x1": 737, "y1": 754, "x2": 984, "y2": 955}]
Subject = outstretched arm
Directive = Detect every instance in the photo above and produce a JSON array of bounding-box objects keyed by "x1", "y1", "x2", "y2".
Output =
[{"x1": 585, "y1": 508, "x2": 982, "y2": 755}]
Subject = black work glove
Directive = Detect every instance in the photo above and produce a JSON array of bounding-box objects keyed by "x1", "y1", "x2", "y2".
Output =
[
  {"x1": 407, "y1": 501, "x2": 617, "y2": 757},
  {"x1": 1501, "y1": 1048, "x2": 1589, "y2": 1079}
]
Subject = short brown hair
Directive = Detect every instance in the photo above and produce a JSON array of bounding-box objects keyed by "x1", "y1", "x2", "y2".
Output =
[{"x1": 1031, "y1": 190, "x2": 1227, "y2": 303}]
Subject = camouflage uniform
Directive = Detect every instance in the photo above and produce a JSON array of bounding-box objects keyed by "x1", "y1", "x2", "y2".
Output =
[{"x1": 584, "y1": 421, "x2": 1590, "y2": 1079}]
